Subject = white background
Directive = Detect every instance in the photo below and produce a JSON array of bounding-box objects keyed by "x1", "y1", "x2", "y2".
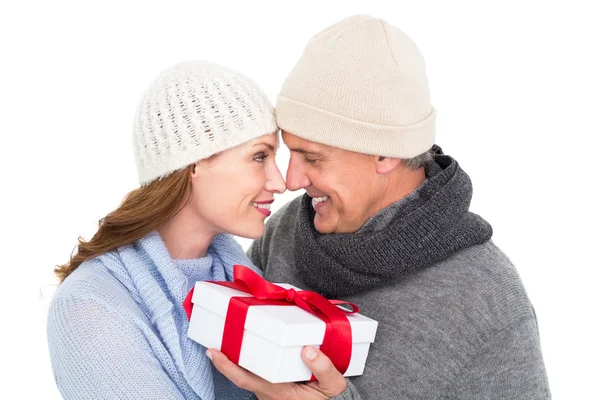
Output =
[{"x1": 1, "y1": 1, "x2": 598, "y2": 398}]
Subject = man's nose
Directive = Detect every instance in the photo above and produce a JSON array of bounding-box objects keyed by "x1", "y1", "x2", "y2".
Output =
[{"x1": 286, "y1": 159, "x2": 310, "y2": 191}]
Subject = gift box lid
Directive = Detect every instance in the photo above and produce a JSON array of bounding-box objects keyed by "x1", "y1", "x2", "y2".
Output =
[{"x1": 191, "y1": 281, "x2": 378, "y2": 347}]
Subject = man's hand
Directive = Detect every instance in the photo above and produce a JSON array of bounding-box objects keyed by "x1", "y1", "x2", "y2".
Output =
[{"x1": 206, "y1": 346, "x2": 348, "y2": 400}]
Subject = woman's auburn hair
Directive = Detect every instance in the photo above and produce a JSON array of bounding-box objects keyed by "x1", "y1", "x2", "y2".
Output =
[{"x1": 54, "y1": 165, "x2": 194, "y2": 283}]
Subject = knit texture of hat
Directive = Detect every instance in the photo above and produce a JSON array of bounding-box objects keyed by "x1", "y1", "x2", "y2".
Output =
[
  {"x1": 276, "y1": 15, "x2": 436, "y2": 158},
  {"x1": 133, "y1": 61, "x2": 277, "y2": 185}
]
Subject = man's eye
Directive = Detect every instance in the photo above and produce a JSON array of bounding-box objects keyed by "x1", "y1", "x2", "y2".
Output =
[
  {"x1": 304, "y1": 156, "x2": 317, "y2": 164},
  {"x1": 253, "y1": 152, "x2": 268, "y2": 162}
]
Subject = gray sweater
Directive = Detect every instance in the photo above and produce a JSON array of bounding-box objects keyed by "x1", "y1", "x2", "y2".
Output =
[{"x1": 248, "y1": 196, "x2": 551, "y2": 399}]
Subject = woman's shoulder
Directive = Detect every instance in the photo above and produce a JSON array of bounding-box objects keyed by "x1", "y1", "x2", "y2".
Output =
[
  {"x1": 46, "y1": 257, "x2": 154, "y2": 365},
  {"x1": 49, "y1": 255, "x2": 139, "y2": 321}
]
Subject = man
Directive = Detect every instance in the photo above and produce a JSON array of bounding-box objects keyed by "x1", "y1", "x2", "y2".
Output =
[{"x1": 209, "y1": 14, "x2": 551, "y2": 399}]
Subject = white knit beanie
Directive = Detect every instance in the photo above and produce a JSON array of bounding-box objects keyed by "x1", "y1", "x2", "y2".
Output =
[
  {"x1": 276, "y1": 15, "x2": 436, "y2": 158},
  {"x1": 133, "y1": 61, "x2": 277, "y2": 185}
]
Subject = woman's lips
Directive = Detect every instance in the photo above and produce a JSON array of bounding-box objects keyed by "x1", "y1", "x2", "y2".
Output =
[
  {"x1": 253, "y1": 207, "x2": 271, "y2": 217},
  {"x1": 251, "y1": 200, "x2": 273, "y2": 217}
]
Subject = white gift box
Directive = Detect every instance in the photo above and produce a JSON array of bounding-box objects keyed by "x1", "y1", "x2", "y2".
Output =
[{"x1": 187, "y1": 280, "x2": 378, "y2": 383}]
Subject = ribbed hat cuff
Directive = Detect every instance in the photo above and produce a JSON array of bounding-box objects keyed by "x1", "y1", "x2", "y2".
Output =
[
  {"x1": 276, "y1": 95, "x2": 436, "y2": 158},
  {"x1": 138, "y1": 121, "x2": 277, "y2": 185}
]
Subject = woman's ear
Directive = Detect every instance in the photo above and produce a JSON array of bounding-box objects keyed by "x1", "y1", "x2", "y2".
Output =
[
  {"x1": 375, "y1": 156, "x2": 402, "y2": 174},
  {"x1": 190, "y1": 162, "x2": 200, "y2": 178}
]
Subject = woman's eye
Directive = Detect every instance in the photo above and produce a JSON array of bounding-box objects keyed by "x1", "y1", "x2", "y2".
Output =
[{"x1": 253, "y1": 152, "x2": 268, "y2": 162}]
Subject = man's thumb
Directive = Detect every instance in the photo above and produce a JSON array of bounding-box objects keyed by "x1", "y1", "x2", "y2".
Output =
[{"x1": 301, "y1": 346, "x2": 348, "y2": 396}]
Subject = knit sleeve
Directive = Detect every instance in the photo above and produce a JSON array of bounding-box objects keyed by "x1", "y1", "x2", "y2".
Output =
[
  {"x1": 451, "y1": 316, "x2": 551, "y2": 399},
  {"x1": 47, "y1": 296, "x2": 186, "y2": 400},
  {"x1": 246, "y1": 380, "x2": 361, "y2": 400},
  {"x1": 331, "y1": 380, "x2": 363, "y2": 400}
]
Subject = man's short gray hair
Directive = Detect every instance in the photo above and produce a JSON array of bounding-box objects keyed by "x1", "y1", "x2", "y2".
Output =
[{"x1": 402, "y1": 147, "x2": 435, "y2": 170}]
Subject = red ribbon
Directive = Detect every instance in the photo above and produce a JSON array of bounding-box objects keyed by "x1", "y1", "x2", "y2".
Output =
[{"x1": 183, "y1": 264, "x2": 359, "y2": 379}]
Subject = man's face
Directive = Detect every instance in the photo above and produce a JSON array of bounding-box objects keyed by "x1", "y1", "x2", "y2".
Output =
[{"x1": 282, "y1": 131, "x2": 383, "y2": 234}]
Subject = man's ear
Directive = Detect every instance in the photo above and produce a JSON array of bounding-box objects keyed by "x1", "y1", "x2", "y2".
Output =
[{"x1": 375, "y1": 156, "x2": 402, "y2": 174}]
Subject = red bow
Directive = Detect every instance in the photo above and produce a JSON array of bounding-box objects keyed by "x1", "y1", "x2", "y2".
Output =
[{"x1": 183, "y1": 264, "x2": 359, "y2": 378}]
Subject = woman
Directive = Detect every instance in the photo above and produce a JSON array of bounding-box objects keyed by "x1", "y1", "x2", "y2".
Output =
[{"x1": 47, "y1": 61, "x2": 286, "y2": 399}]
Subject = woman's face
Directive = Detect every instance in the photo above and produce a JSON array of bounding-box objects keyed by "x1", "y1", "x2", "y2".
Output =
[{"x1": 188, "y1": 133, "x2": 286, "y2": 239}]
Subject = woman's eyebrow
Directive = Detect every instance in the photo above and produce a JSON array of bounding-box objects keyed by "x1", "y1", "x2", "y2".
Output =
[{"x1": 252, "y1": 143, "x2": 276, "y2": 151}]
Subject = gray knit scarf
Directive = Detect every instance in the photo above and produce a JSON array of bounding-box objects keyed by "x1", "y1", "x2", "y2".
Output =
[{"x1": 293, "y1": 148, "x2": 493, "y2": 298}]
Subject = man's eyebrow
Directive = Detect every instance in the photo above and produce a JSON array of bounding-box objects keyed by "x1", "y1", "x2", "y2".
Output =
[
  {"x1": 252, "y1": 143, "x2": 276, "y2": 151},
  {"x1": 289, "y1": 148, "x2": 320, "y2": 156}
]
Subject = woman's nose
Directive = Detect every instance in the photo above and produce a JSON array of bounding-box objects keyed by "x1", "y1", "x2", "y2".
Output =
[{"x1": 265, "y1": 162, "x2": 286, "y2": 194}]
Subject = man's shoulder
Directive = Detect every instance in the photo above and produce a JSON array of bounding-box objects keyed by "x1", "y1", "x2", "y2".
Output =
[
  {"x1": 357, "y1": 241, "x2": 535, "y2": 332},
  {"x1": 444, "y1": 240, "x2": 525, "y2": 298},
  {"x1": 420, "y1": 240, "x2": 534, "y2": 327}
]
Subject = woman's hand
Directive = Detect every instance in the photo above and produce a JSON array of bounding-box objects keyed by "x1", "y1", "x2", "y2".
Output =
[{"x1": 206, "y1": 346, "x2": 348, "y2": 400}]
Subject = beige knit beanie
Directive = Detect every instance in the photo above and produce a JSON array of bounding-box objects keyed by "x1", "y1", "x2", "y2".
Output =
[{"x1": 276, "y1": 15, "x2": 436, "y2": 158}]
